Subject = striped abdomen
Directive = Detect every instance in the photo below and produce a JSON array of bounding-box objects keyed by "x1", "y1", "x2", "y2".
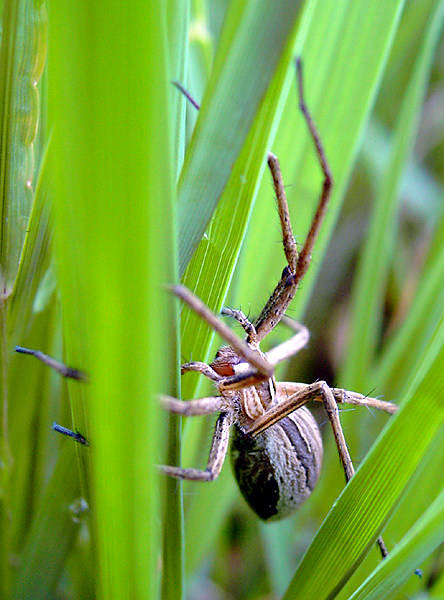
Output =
[{"x1": 231, "y1": 406, "x2": 323, "y2": 521}]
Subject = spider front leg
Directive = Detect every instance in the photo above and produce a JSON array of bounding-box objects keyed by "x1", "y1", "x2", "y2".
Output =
[
  {"x1": 221, "y1": 307, "x2": 257, "y2": 342},
  {"x1": 217, "y1": 317, "x2": 310, "y2": 393},
  {"x1": 172, "y1": 284, "x2": 273, "y2": 379},
  {"x1": 160, "y1": 394, "x2": 225, "y2": 417},
  {"x1": 180, "y1": 360, "x2": 221, "y2": 383}
]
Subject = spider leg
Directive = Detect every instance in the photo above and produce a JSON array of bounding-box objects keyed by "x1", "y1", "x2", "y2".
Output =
[
  {"x1": 181, "y1": 361, "x2": 221, "y2": 382},
  {"x1": 159, "y1": 412, "x2": 232, "y2": 482},
  {"x1": 246, "y1": 382, "x2": 396, "y2": 434},
  {"x1": 221, "y1": 307, "x2": 257, "y2": 343},
  {"x1": 172, "y1": 284, "x2": 273, "y2": 378},
  {"x1": 254, "y1": 61, "x2": 333, "y2": 341},
  {"x1": 317, "y1": 383, "x2": 389, "y2": 559},
  {"x1": 161, "y1": 395, "x2": 225, "y2": 416},
  {"x1": 253, "y1": 154, "x2": 299, "y2": 340},
  {"x1": 266, "y1": 317, "x2": 309, "y2": 367},
  {"x1": 270, "y1": 154, "x2": 298, "y2": 273},
  {"x1": 293, "y1": 57, "x2": 333, "y2": 287},
  {"x1": 275, "y1": 382, "x2": 397, "y2": 414},
  {"x1": 330, "y1": 388, "x2": 397, "y2": 415},
  {"x1": 245, "y1": 380, "x2": 392, "y2": 558}
]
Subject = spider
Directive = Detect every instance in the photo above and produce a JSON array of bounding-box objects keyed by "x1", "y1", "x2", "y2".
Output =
[{"x1": 160, "y1": 60, "x2": 397, "y2": 556}]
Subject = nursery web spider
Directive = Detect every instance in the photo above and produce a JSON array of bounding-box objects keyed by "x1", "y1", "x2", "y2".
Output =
[
  {"x1": 16, "y1": 60, "x2": 397, "y2": 559},
  {"x1": 161, "y1": 60, "x2": 397, "y2": 557}
]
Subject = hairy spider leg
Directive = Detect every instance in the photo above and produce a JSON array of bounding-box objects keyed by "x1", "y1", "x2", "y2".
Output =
[{"x1": 254, "y1": 59, "x2": 333, "y2": 342}]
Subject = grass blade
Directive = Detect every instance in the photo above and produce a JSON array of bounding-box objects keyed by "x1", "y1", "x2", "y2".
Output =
[
  {"x1": 341, "y1": 0, "x2": 444, "y2": 389},
  {"x1": 0, "y1": 0, "x2": 47, "y2": 595},
  {"x1": 283, "y1": 309, "x2": 444, "y2": 599},
  {"x1": 348, "y1": 486, "x2": 444, "y2": 600},
  {"x1": 0, "y1": 0, "x2": 47, "y2": 292},
  {"x1": 177, "y1": 0, "x2": 303, "y2": 274},
  {"x1": 50, "y1": 3, "x2": 176, "y2": 598},
  {"x1": 13, "y1": 445, "x2": 82, "y2": 600},
  {"x1": 177, "y1": 2, "x2": 311, "y2": 573}
]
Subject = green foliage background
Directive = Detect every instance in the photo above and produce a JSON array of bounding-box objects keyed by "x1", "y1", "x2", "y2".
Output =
[{"x1": 0, "y1": 1, "x2": 443, "y2": 599}]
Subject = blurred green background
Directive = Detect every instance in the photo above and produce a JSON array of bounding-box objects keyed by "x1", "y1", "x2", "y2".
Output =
[{"x1": 0, "y1": 0, "x2": 443, "y2": 599}]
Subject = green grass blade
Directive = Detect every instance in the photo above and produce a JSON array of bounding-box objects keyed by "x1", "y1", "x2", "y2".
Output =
[
  {"x1": 50, "y1": 3, "x2": 176, "y2": 598},
  {"x1": 13, "y1": 445, "x2": 82, "y2": 600},
  {"x1": 374, "y1": 209, "x2": 444, "y2": 396},
  {"x1": 348, "y1": 486, "x2": 444, "y2": 600},
  {"x1": 0, "y1": 0, "x2": 47, "y2": 292},
  {"x1": 341, "y1": 0, "x2": 444, "y2": 389},
  {"x1": 178, "y1": 2, "x2": 312, "y2": 573},
  {"x1": 283, "y1": 310, "x2": 444, "y2": 599},
  {"x1": 0, "y1": 0, "x2": 47, "y2": 595},
  {"x1": 167, "y1": 0, "x2": 190, "y2": 181},
  {"x1": 177, "y1": 0, "x2": 303, "y2": 275},
  {"x1": 163, "y1": 6, "x2": 189, "y2": 598},
  {"x1": 7, "y1": 140, "x2": 52, "y2": 340}
]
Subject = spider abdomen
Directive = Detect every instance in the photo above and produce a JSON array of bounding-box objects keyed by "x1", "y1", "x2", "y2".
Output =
[{"x1": 231, "y1": 406, "x2": 323, "y2": 521}]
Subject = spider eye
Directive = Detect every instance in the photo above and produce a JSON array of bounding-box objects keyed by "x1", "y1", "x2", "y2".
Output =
[
  {"x1": 213, "y1": 363, "x2": 235, "y2": 376},
  {"x1": 211, "y1": 346, "x2": 238, "y2": 376}
]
